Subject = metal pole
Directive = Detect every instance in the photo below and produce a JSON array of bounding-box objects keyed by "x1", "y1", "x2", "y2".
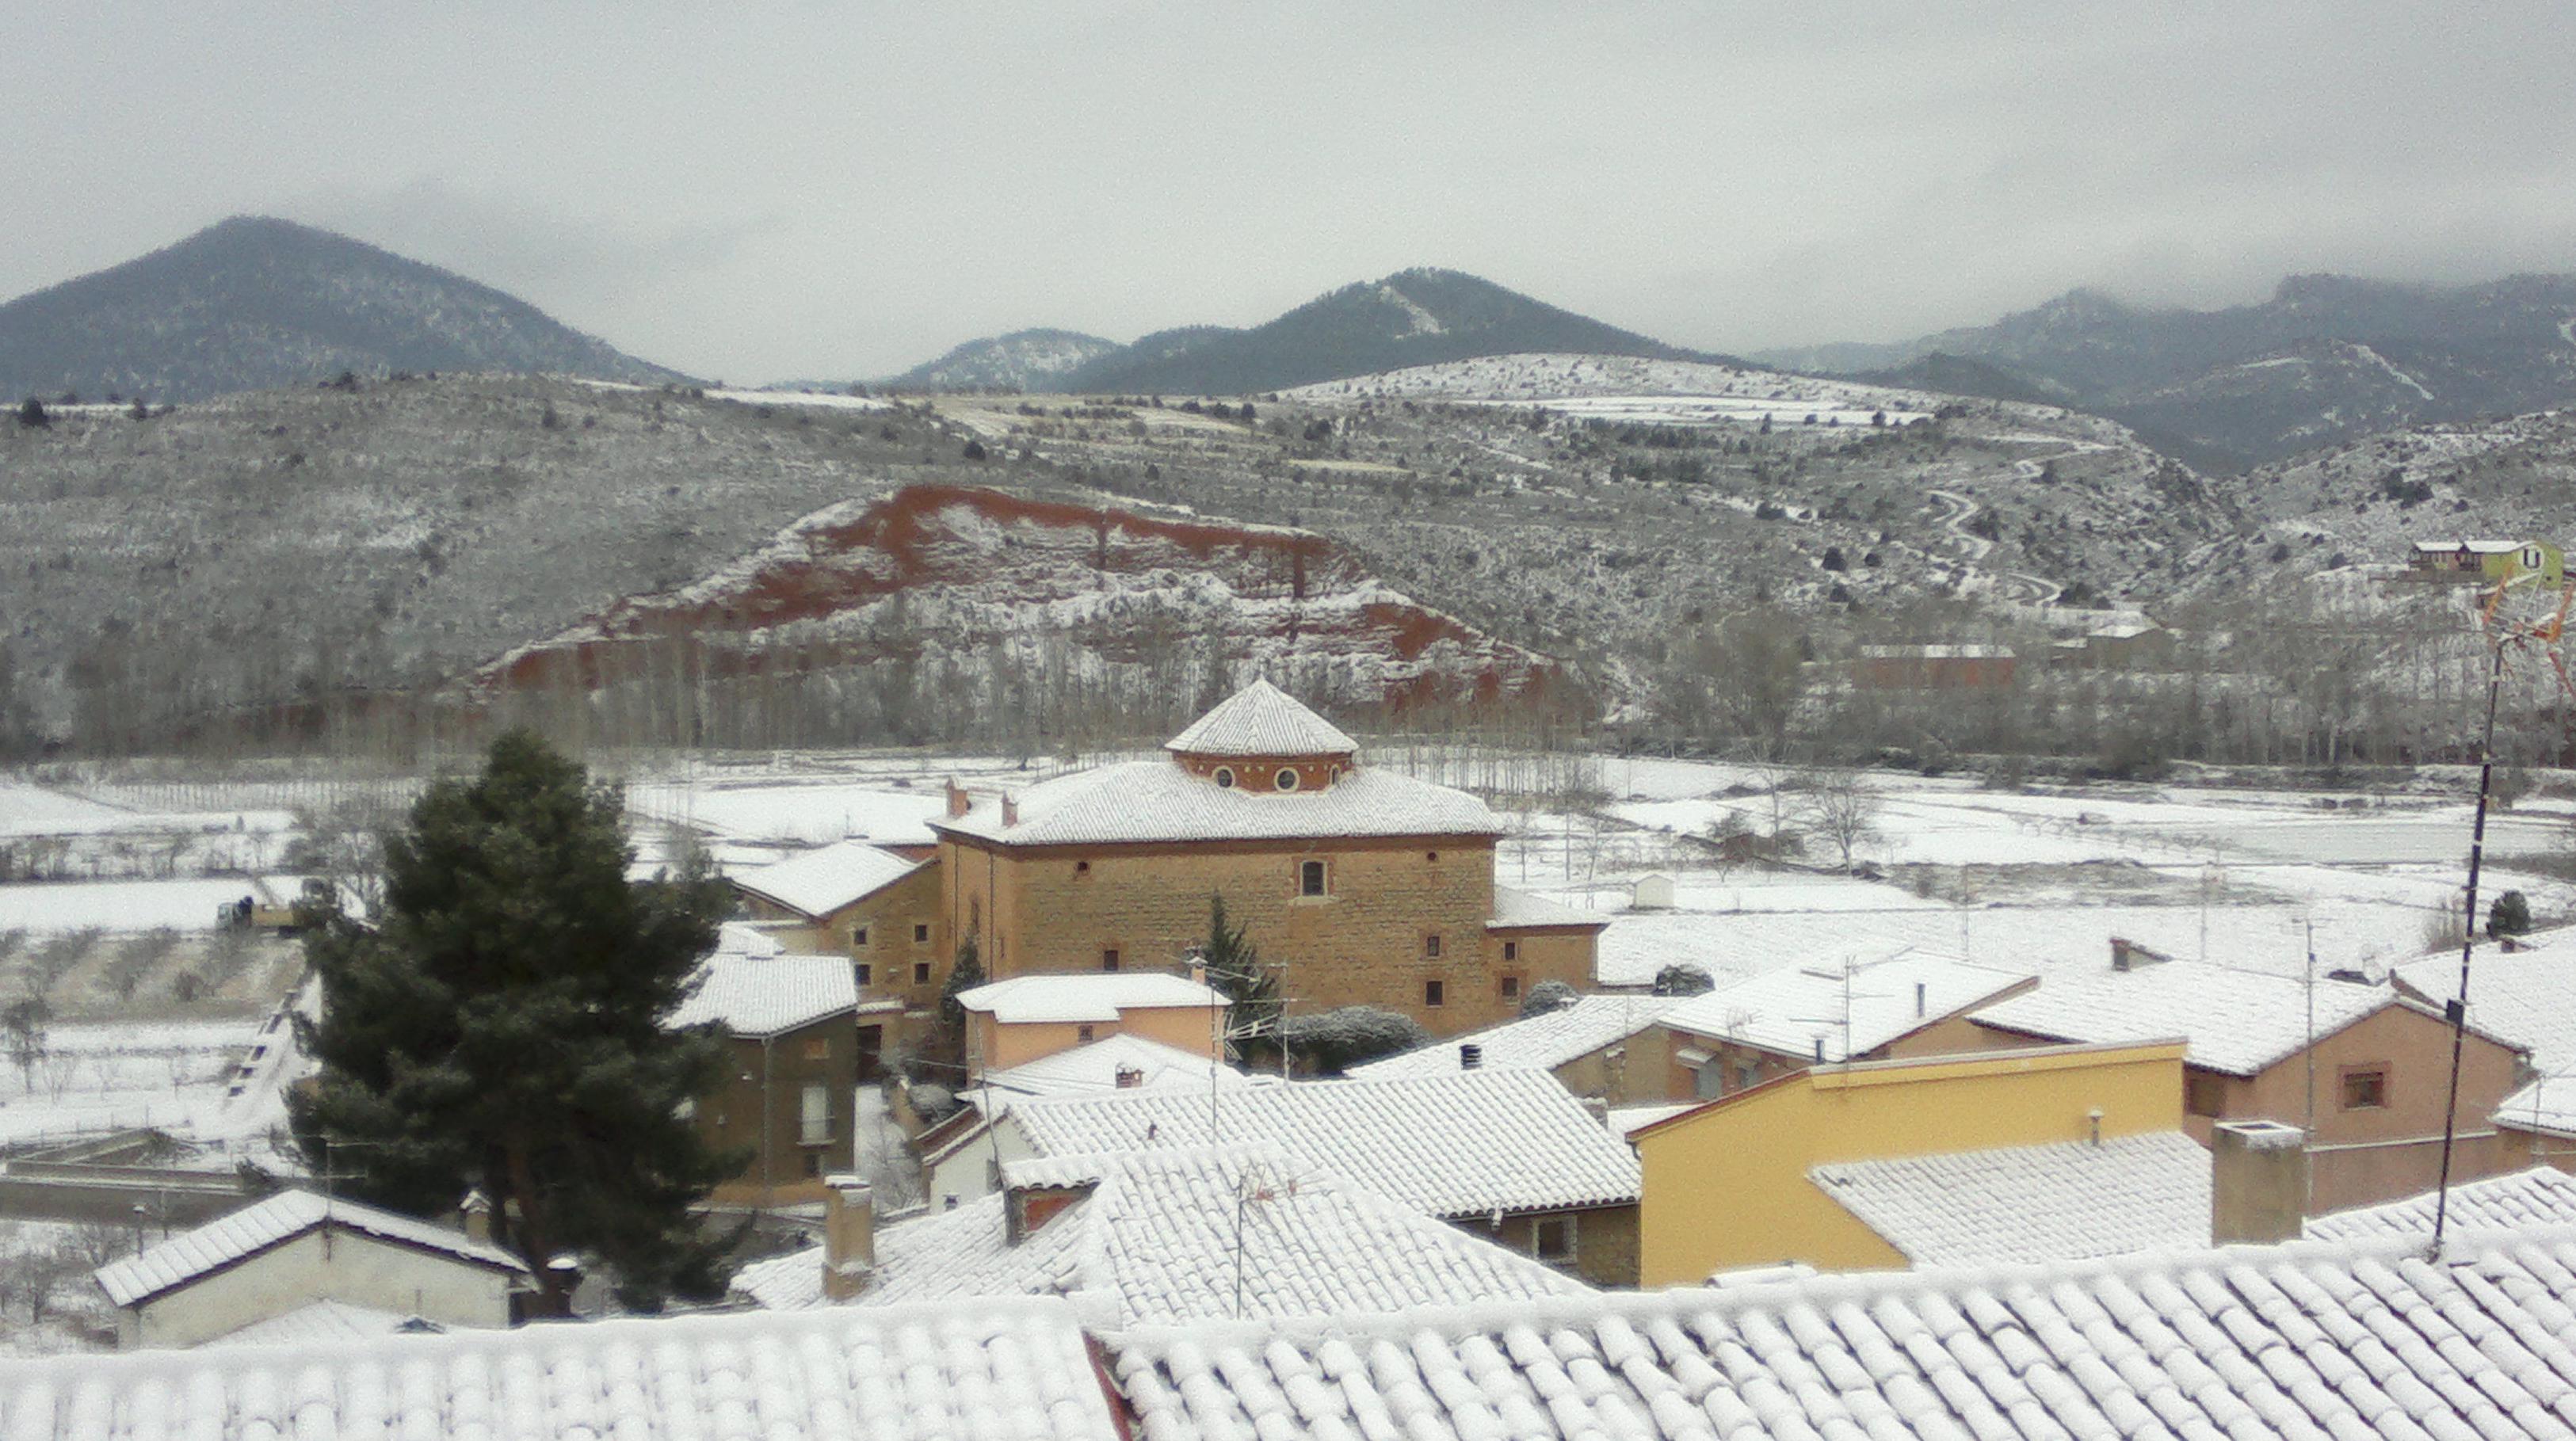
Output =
[{"x1": 2433, "y1": 640, "x2": 2506, "y2": 1252}]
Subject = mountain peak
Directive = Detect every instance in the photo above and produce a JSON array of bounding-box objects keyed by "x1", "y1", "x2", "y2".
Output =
[{"x1": 0, "y1": 217, "x2": 685, "y2": 403}]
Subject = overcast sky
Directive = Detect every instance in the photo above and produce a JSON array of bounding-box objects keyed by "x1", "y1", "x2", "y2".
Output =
[{"x1": 10, "y1": 2, "x2": 2576, "y2": 381}]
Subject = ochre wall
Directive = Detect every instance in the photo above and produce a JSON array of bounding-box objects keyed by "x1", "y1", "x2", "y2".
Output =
[
  {"x1": 939, "y1": 831, "x2": 1574, "y2": 1036},
  {"x1": 967, "y1": 1003, "x2": 1223, "y2": 1073},
  {"x1": 1470, "y1": 1203, "x2": 1640, "y2": 1287},
  {"x1": 1635, "y1": 1043, "x2": 2189, "y2": 1285}
]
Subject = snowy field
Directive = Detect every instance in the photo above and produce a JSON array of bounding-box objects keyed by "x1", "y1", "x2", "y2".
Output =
[
  {"x1": 0, "y1": 1012, "x2": 299, "y2": 1152},
  {"x1": 1284, "y1": 353, "x2": 1937, "y2": 428}
]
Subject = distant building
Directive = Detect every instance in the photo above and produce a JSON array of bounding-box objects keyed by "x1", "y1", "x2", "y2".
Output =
[
  {"x1": 2404, "y1": 538, "x2": 2563, "y2": 586},
  {"x1": 1850, "y1": 644, "x2": 2017, "y2": 690},
  {"x1": 93, "y1": 1189, "x2": 529, "y2": 1350},
  {"x1": 1645, "y1": 949, "x2": 2037, "y2": 1101},
  {"x1": 1968, "y1": 946, "x2": 2529, "y2": 1212},
  {"x1": 728, "y1": 839, "x2": 941, "y2": 1069},
  {"x1": 1350, "y1": 993, "x2": 1683, "y2": 1104},
  {"x1": 669, "y1": 924, "x2": 874, "y2": 1207},
  {"x1": 952, "y1": 971, "x2": 1229, "y2": 1079}
]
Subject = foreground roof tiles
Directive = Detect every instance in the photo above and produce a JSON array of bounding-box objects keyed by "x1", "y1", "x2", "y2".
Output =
[
  {"x1": 1163, "y1": 678, "x2": 1358, "y2": 757},
  {"x1": 933, "y1": 760, "x2": 1502, "y2": 847},
  {"x1": 1971, "y1": 958, "x2": 2397, "y2": 1075},
  {"x1": 730, "y1": 838, "x2": 922, "y2": 919},
  {"x1": 2307, "y1": 1166, "x2": 2576, "y2": 1241},
  {"x1": 1008, "y1": 1069, "x2": 1640, "y2": 1216},
  {"x1": 1352, "y1": 993, "x2": 1678, "y2": 1081},
  {"x1": 5, "y1": 1298, "x2": 1119, "y2": 1441},
  {"x1": 1811, "y1": 1131, "x2": 2213, "y2": 1267},
  {"x1": 1116, "y1": 1229, "x2": 2576, "y2": 1440},
  {"x1": 93, "y1": 1189, "x2": 528, "y2": 1308}
]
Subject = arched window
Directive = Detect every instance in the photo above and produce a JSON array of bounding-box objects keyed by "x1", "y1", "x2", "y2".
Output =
[
  {"x1": 1276, "y1": 768, "x2": 1300, "y2": 791},
  {"x1": 1214, "y1": 767, "x2": 1235, "y2": 789}
]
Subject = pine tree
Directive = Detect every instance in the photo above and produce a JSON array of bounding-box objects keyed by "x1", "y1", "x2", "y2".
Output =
[
  {"x1": 289, "y1": 730, "x2": 744, "y2": 1313},
  {"x1": 1198, "y1": 893, "x2": 1280, "y2": 1067}
]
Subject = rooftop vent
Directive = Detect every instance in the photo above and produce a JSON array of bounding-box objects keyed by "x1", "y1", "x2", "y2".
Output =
[{"x1": 1459, "y1": 1043, "x2": 1483, "y2": 1070}]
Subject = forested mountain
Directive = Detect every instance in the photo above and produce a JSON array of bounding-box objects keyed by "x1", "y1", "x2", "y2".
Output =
[
  {"x1": 1760, "y1": 274, "x2": 2576, "y2": 471},
  {"x1": 0, "y1": 216, "x2": 685, "y2": 404},
  {"x1": 885, "y1": 328, "x2": 1123, "y2": 391}
]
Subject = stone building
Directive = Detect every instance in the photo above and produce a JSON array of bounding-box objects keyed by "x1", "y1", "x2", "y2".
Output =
[
  {"x1": 669, "y1": 925, "x2": 872, "y2": 1207},
  {"x1": 922, "y1": 680, "x2": 1603, "y2": 1039}
]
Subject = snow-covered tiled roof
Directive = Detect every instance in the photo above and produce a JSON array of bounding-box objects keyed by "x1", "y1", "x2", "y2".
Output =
[
  {"x1": 1350, "y1": 994, "x2": 1678, "y2": 1081},
  {"x1": 1811, "y1": 1132, "x2": 2213, "y2": 1266},
  {"x1": 1661, "y1": 948, "x2": 2032, "y2": 1063},
  {"x1": 1971, "y1": 958, "x2": 2399, "y2": 1076},
  {"x1": 205, "y1": 1300, "x2": 440, "y2": 1348},
  {"x1": 2307, "y1": 1166, "x2": 2576, "y2": 1241},
  {"x1": 730, "y1": 839, "x2": 922, "y2": 919},
  {"x1": 1488, "y1": 885, "x2": 1609, "y2": 929},
  {"x1": 1113, "y1": 1229, "x2": 2576, "y2": 1441},
  {"x1": 93, "y1": 1190, "x2": 529, "y2": 1308},
  {"x1": 1163, "y1": 679, "x2": 1357, "y2": 757},
  {"x1": 2414, "y1": 539, "x2": 2527, "y2": 553},
  {"x1": 749, "y1": 1144, "x2": 1586, "y2": 1328},
  {"x1": 956, "y1": 972, "x2": 1226, "y2": 1024},
  {"x1": 933, "y1": 761, "x2": 1501, "y2": 847},
  {"x1": 7, "y1": 1297, "x2": 1120, "y2": 1441},
  {"x1": 1606, "y1": 1103, "x2": 1694, "y2": 1142},
  {"x1": 982, "y1": 1033, "x2": 1252, "y2": 1098},
  {"x1": 668, "y1": 946, "x2": 857, "y2": 1037},
  {"x1": 2498, "y1": 1073, "x2": 2576, "y2": 1138},
  {"x1": 2393, "y1": 937, "x2": 2576, "y2": 1073},
  {"x1": 1007, "y1": 1069, "x2": 1639, "y2": 1216},
  {"x1": 1856, "y1": 643, "x2": 2014, "y2": 658}
]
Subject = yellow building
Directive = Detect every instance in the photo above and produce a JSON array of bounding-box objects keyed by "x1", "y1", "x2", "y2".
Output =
[
  {"x1": 1630, "y1": 1039, "x2": 2188, "y2": 1284},
  {"x1": 2406, "y1": 539, "x2": 2563, "y2": 587}
]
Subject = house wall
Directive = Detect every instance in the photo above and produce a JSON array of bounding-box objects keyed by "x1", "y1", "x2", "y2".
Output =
[
  {"x1": 696, "y1": 1013, "x2": 859, "y2": 1208},
  {"x1": 924, "y1": 1115, "x2": 1042, "y2": 1211},
  {"x1": 1651, "y1": 1007, "x2": 2021, "y2": 1105},
  {"x1": 1469, "y1": 1202, "x2": 1640, "y2": 1287},
  {"x1": 1483, "y1": 926, "x2": 1600, "y2": 1016},
  {"x1": 967, "y1": 1004, "x2": 1225, "y2": 1075},
  {"x1": 939, "y1": 831, "x2": 1563, "y2": 1037},
  {"x1": 2499, "y1": 1123, "x2": 2576, "y2": 1176},
  {"x1": 121, "y1": 1228, "x2": 516, "y2": 1349},
  {"x1": 1548, "y1": 1037, "x2": 1665, "y2": 1107},
  {"x1": 1635, "y1": 1043, "x2": 2187, "y2": 1285}
]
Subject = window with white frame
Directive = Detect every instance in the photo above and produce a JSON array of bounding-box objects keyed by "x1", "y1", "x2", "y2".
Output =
[{"x1": 800, "y1": 1083, "x2": 830, "y2": 1145}]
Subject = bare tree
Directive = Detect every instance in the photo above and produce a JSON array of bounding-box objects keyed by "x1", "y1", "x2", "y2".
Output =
[
  {"x1": 2, "y1": 997, "x2": 47, "y2": 1093},
  {"x1": 1800, "y1": 768, "x2": 1883, "y2": 871}
]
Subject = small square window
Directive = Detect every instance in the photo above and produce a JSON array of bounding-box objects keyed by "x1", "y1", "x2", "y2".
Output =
[
  {"x1": 852, "y1": 926, "x2": 869, "y2": 947},
  {"x1": 1101, "y1": 948, "x2": 1120, "y2": 972},
  {"x1": 914, "y1": 923, "x2": 930, "y2": 943},
  {"x1": 855, "y1": 961, "x2": 872, "y2": 986},
  {"x1": 1502, "y1": 940, "x2": 1518, "y2": 962},
  {"x1": 2341, "y1": 1066, "x2": 2388, "y2": 1111},
  {"x1": 2186, "y1": 1072, "x2": 2226, "y2": 1118},
  {"x1": 1299, "y1": 860, "x2": 1326, "y2": 897},
  {"x1": 1078, "y1": 1024, "x2": 1096, "y2": 1043},
  {"x1": 803, "y1": 1036, "x2": 830, "y2": 1061},
  {"x1": 1532, "y1": 1214, "x2": 1577, "y2": 1264},
  {"x1": 1499, "y1": 975, "x2": 1521, "y2": 1001},
  {"x1": 913, "y1": 961, "x2": 931, "y2": 985},
  {"x1": 1424, "y1": 933, "x2": 1442, "y2": 958},
  {"x1": 1424, "y1": 979, "x2": 1445, "y2": 1008}
]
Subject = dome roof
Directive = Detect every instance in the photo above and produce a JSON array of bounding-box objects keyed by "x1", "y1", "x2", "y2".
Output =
[{"x1": 1164, "y1": 679, "x2": 1357, "y2": 757}]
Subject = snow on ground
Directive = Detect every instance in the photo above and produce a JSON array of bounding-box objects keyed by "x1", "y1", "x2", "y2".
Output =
[
  {"x1": 0, "y1": 877, "x2": 310, "y2": 934},
  {"x1": 705, "y1": 387, "x2": 893, "y2": 412},
  {"x1": 1284, "y1": 353, "x2": 1938, "y2": 428},
  {"x1": 0, "y1": 1012, "x2": 293, "y2": 1152}
]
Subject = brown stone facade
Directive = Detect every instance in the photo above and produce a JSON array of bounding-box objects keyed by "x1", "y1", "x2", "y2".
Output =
[
  {"x1": 1467, "y1": 1202, "x2": 1639, "y2": 1287},
  {"x1": 737, "y1": 863, "x2": 948, "y2": 1065},
  {"x1": 696, "y1": 1012, "x2": 860, "y2": 1208},
  {"x1": 937, "y1": 831, "x2": 1587, "y2": 1037},
  {"x1": 1173, "y1": 749, "x2": 1353, "y2": 795}
]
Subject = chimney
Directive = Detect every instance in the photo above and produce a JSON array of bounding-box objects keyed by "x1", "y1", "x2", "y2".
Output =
[
  {"x1": 459, "y1": 1188, "x2": 492, "y2": 1244},
  {"x1": 2110, "y1": 937, "x2": 2174, "y2": 972},
  {"x1": 822, "y1": 1174, "x2": 875, "y2": 1302},
  {"x1": 1114, "y1": 1065, "x2": 1145, "y2": 1088},
  {"x1": 1914, "y1": 982, "x2": 1927, "y2": 1018},
  {"x1": 1188, "y1": 950, "x2": 1208, "y2": 987},
  {"x1": 1001, "y1": 795, "x2": 1019, "y2": 827},
  {"x1": 945, "y1": 780, "x2": 970, "y2": 819},
  {"x1": 1460, "y1": 1043, "x2": 1483, "y2": 1070},
  {"x1": 2210, "y1": 1120, "x2": 2307, "y2": 1245}
]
